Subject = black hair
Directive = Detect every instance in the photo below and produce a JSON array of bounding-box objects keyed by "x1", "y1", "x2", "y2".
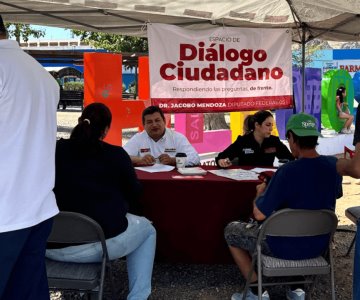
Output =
[
  {"x1": 70, "y1": 102, "x2": 112, "y2": 154},
  {"x1": 243, "y1": 115, "x2": 252, "y2": 135},
  {"x1": 286, "y1": 130, "x2": 318, "y2": 149},
  {"x1": 142, "y1": 105, "x2": 165, "y2": 124},
  {"x1": 336, "y1": 86, "x2": 346, "y2": 103},
  {"x1": 247, "y1": 110, "x2": 273, "y2": 131},
  {"x1": 0, "y1": 15, "x2": 7, "y2": 38}
]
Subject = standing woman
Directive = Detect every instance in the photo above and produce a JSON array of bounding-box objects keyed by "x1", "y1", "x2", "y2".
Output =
[
  {"x1": 336, "y1": 86, "x2": 354, "y2": 134},
  {"x1": 216, "y1": 110, "x2": 294, "y2": 167},
  {"x1": 46, "y1": 103, "x2": 156, "y2": 300}
]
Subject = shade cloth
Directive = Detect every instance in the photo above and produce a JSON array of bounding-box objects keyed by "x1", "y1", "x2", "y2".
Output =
[{"x1": 1, "y1": 1, "x2": 360, "y2": 42}]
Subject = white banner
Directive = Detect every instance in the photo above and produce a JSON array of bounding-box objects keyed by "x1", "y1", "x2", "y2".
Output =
[{"x1": 148, "y1": 23, "x2": 293, "y2": 113}]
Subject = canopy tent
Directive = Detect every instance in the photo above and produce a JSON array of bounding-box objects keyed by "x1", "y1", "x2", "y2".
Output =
[
  {"x1": 0, "y1": 0, "x2": 359, "y2": 43},
  {"x1": 1, "y1": 0, "x2": 359, "y2": 109}
]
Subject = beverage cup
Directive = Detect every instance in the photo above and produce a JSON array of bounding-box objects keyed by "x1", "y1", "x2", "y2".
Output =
[{"x1": 175, "y1": 152, "x2": 187, "y2": 168}]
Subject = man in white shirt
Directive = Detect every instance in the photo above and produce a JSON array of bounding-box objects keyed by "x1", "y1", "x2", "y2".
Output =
[
  {"x1": 0, "y1": 16, "x2": 59, "y2": 300},
  {"x1": 124, "y1": 106, "x2": 200, "y2": 166}
]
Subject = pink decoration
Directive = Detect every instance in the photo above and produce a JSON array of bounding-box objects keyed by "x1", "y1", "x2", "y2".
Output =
[
  {"x1": 186, "y1": 114, "x2": 204, "y2": 143},
  {"x1": 175, "y1": 114, "x2": 231, "y2": 153}
]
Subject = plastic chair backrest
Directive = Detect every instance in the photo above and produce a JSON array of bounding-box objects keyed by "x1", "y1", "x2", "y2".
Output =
[
  {"x1": 48, "y1": 211, "x2": 108, "y2": 258},
  {"x1": 258, "y1": 209, "x2": 338, "y2": 240}
]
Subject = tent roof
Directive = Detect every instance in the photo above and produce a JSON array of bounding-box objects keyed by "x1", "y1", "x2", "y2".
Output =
[
  {"x1": 43, "y1": 66, "x2": 65, "y2": 72},
  {"x1": 1, "y1": 0, "x2": 359, "y2": 43}
]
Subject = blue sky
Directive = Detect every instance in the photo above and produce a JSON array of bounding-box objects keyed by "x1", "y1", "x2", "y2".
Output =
[{"x1": 31, "y1": 25, "x2": 73, "y2": 40}]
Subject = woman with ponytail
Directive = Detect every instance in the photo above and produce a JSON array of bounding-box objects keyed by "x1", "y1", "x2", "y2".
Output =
[
  {"x1": 216, "y1": 110, "x2": 293, "y2": 168},
  {"x1": 47, "y1": 102, "x2": 156, "y2": 300}
]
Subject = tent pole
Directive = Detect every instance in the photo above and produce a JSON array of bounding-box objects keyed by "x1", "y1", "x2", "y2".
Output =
[
  {"x1": 286, "y1": 0, "x2": 306, "y2": 112},
  {"x1": 135, "y1": 64, "x2": 138, "y2": 98},
  {"x1": 301, "y1": 27, "x2": 306, "y2": 113}
]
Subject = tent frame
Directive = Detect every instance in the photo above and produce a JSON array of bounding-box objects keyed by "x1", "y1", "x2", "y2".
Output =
[{"x1": 1, "y1": 0, "x2": 359, "y2": 110}]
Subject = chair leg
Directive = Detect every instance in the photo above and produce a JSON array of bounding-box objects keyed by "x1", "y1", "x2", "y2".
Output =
[
  {"x1": 345, "y1": 235, "x2": 356, "y2": 257},
  {"x1": 336, "y1": 228, "x2": 356, "y2": 257},
  {"x1": 257, "y1": 251, "x2": 263, "y2": 299},
  {"x1": 330, "y1": 249, "x2": 336, "y2": 300},
  {"x1": 98, "y1": 258, "x2": 107, "y2": 300}
]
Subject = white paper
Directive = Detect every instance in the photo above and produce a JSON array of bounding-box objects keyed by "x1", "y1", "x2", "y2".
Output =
[
  {"x1": 209, "y1": 169, "x2": 259, "y2": 181},
  {"x1": 249, "y1": 167, "x2": 277, "y2": 174},
  {"x1": 135, "y1": 164, "x2": 175, "y2": 173},
  {"x1": 177, "y1": 167, "x2": 207, "y2": 175}
]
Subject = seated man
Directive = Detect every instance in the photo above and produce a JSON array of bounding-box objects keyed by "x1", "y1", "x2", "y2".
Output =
[
  {"x1": 225, "y1": 113, "x2": 343, "y2": 300},
  {"x1": 124, "y1": 105, "x2": 200, "y2": 166}
]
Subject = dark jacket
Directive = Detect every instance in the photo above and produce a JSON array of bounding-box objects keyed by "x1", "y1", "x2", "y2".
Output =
[{"x1": 215, "y1": 133, "x2": 294, "y2": 167}]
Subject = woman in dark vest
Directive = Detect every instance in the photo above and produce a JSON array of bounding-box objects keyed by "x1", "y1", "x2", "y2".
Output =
[{"x1": 216, "y1": 110, "x2": 293, "y2": 167}]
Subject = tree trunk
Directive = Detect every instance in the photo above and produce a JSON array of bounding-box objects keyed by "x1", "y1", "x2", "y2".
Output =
[
  {"x1": 15, "y1": 24, "x2": 21, "y2": 43},
  {"x1": 204, "y1": 113, "x2": 229, "y2": 130}
]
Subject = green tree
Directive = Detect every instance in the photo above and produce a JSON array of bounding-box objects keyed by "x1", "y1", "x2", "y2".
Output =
[
  {"x1": 71, "y1": 30, "x2": 148, "y2": 53},
  {"x1": 5, "y1": 23, "x2": 45, "y2": 43},
  {"x1": 292, "y1": 39, "x2": 331, "y2": 67}
]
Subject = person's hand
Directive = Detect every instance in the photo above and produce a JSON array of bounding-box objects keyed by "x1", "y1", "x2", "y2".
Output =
[
  {"x1": 256, "y1": 182, "x2": 267, "y2": 196},
  {"x1": 218, "y1": 158, "x2": 232, "y2": 168},
  {"x1": 140, "y1": 154, "x2": 156, "y2": 165},
  {"x1": 158, "y1": 154, "x2": 175, "y2": 165}
]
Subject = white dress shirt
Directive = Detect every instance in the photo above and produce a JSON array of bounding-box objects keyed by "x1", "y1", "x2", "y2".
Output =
[{"x1": 124, "y1": 128, "x2": 200, "y2": 166}]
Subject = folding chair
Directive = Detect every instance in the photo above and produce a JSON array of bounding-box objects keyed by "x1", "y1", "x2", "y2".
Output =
[
  {"x1": 343, "y1": 206, "x2": 360, "y2": 256},
  {"x1": 46, "y1": 211, "x2": 115, "y2": 300},
  {"x1": 243, "y1": 209, "x2": 338, "y2": 300}
]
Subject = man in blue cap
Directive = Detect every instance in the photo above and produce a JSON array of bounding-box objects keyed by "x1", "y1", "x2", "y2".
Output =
[
  {"x1": 225, "y1": 113, "x2": 343, "y2": 300},
  {"x1": 0, "y1": 15, "x2": 59, "y2": 300}
]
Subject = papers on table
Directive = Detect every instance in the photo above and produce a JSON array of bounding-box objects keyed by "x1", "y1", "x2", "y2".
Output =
[
  {"x1": 209, "y1": 169, "x2": 259, "y2": 181},
  {"x1": 177, "y1": 167, "x2": 207, "y2": 176},
  {"x1": 249, "y1": 167, "x2": 277, "y2": 173},
  {"x1": 172, "y1": 175, "x2": 205, "y2": 179},
  {"x1": 135, "y1": 164, "x2": 175, "y2": 173},
  {"x1": 209, "y1": 167, "x2": 277, "y2": 181}
]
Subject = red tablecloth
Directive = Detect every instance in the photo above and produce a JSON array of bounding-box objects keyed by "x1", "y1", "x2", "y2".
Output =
[{"x1": 136, "y1": 166, "x2": 260, "y2": 264}]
